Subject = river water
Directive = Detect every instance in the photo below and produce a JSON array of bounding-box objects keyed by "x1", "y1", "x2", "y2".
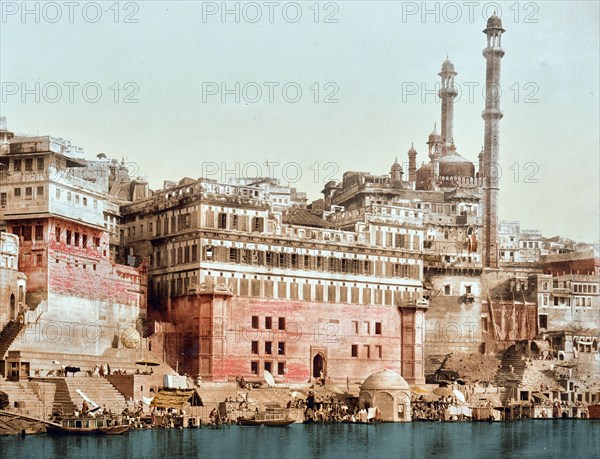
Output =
[{"x1": 2, "y1": 420, "x2": 599, "y2": 459}]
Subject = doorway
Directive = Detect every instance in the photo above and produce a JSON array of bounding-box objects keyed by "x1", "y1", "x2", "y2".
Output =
[
  {"x1": 10, "y1": 294, "x2": 16, "y2": 321},
  {"x1": 312, "y1": 353, "x2": 325, "y2": 378}
]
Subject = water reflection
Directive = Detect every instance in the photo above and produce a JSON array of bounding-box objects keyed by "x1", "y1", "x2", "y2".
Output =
[{"x1": 2, "y1": 421, "x2": 599, "y2": 459}]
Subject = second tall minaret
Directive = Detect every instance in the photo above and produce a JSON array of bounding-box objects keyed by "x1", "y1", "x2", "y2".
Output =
[
  {"x1": 438, "y1": 59, "x2": 458, "y2": 155},
  {"x1": 482, "y1": 13, "x2": 505, "y2": 269}
]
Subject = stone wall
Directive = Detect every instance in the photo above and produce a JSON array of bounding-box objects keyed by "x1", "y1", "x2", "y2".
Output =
[{"x1": 168, "y1": 294, "x2": 414, "y2": 383}]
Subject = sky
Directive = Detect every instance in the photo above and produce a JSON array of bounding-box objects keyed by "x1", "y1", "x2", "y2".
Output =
[{"x1": 0, "y1": 1, "x2": 598, "y2": 243}]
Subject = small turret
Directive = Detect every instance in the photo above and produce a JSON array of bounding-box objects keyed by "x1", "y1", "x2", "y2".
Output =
[
  {"x1": 390, "y1": 157, "x2": 403, "y2": 184},
  {"x1": 407, "y1": 143, "x2": 417, "y2": 183}
]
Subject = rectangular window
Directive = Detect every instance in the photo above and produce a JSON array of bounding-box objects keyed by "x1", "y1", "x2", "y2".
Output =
[
  {"x1": 35, "y1": 225, "x2": 43, "y2": 241},
  {"x1": 25, "y1": 158, "x2": 33, "y2": 171},
  {"x1": 278, "y1": 342, "x2": 285, "y2": 355},
  {"x1": 74, "y1": 232, "x2": 80, "y2": 246},
  {"x1": 539, "y1": 315, "x2": 548, "y2": 329},
  {"x1": 83, "y1": 197, "x2": 88, "y2": 206},
  {"x1": 364, "y1": 345, "x2": 370, "y2": 359},
  {"x1": 265, "y1": 341, "x2": 272, "y2": 355},
  {"x1": 265, "y1": 317, "x2": 272, "y2": 330},
  {"x1": 37, "y1": 158, "x2": 44, "y2": 171},
  {"x1": 444, "y1": 285, "x2": 452, "y2": 295},
  {"x1": 218, "y1": 213, "x2": 227, "y2": 229},
  {"x1": 82, "y1": 234, "x2": 88, "y2": 247},
  {"x1": 251, "y1": 361, "x2": 258, "y2": 375},
  {"x1": 278, "y1": 317, "x2": 286, "y2": 330},
  {"x1": 277, "y1": 362, "x2": 285, "y2": 376},
  {"x1": 36, "y1": 186, "x2": 44, "y2": 196},
  {"x1": 375, "y1": 322, "x2": 382, "y2": 335},
  {"x1": 13, "y1": 159, "x2": 21, "y2": 171},
  {"x1": 264, "y1": 361, "x2": 272, "y2": 373},
  {"x1": 0, "y1": 193, "x2": 6, "y2": 206},
  {"x1": 251, "y1": 341, "x2": 258, "y2": 354},
  {"x1": 351, "y1": 344, "x2": 358, "y2": 358},
  {"x1": 94, "y1": 237, "x2": 100, "y2": 248},
  {"x1": 22, "y1": 226, "x2": 32, "y2": 241},
  {"x1": 25, "y1": 187, "x2": 32, "y2": 199},
  {"x1": 376, "y1": 345, "x2": 382, "y2": 359},
  {"x1": 251, "y1": 316, "x2": 259, "y2": 329},
  {"x1": 252, "y1": 217, "x2": 264, "y2": 232},
  {"x1": 55, "y1": 227, "x2": 61, "y2": 243},
  {"x1": 67, "y1": 192, "x2": 71, "y2": 201},
  {"x1": 353, "y1": 321, "x2": 359, "y2": 334},
  {"x1": 66, "y1": 230, "x2": 72, "y2": 245}
]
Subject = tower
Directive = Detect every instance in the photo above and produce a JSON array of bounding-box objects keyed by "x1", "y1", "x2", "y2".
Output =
[
  {"x1": 390, "y1": 157, "x2": 403, "y2": 184},
  {"x1": 407, "y1": 143, "x2": 417, "y2": 183},
  {"x1": 482, "y1": 13, "x2": 505, "y2": 269},
  {"x1": 438, "y1": 59, "x2": 458, "y2": 155}
]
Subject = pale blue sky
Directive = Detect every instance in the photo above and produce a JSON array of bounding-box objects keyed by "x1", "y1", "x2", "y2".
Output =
[{"x1": 1, "y1": 1, "x2": 598, "y2": 243}]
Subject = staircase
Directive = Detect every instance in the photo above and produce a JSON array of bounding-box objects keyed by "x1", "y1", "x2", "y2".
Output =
[
  {"x1": 494, "y1": 348, "x2": 528, "y2": 397},
  {"x1": 0, "y1": 380, "x2": 46, "y2": 419},
  {"x1": 0, "y1": 321, "x2": 24, "y2": 359},
  {"x1": 64, "y1": 376, "x2": 129, "y2": 414},
  {"x1": 52, "y1": 378, "x2": 78, "y2": 416}
]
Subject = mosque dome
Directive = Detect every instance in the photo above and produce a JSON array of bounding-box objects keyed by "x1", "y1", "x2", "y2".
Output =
[{"x1": 361, "y1": 370, "x2": 410, "y2": 391}]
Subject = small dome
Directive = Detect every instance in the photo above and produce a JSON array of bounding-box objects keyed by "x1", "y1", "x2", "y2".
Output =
[
  {"x1": 361, "y1": 370, "x2": 409, "y2": 391},
  {"x1": 408, "y1": 143, "x2": 417, "y2": 155},
  {"x1": 441, "y1": 59, "x2": 455, "y2": 73},
  {"x1": 486, "y1": 13, "x2": 503, "y2": 30},
  {"x1": 428, "y1": 125, "x2": 441, "y2": 143},
  {"x1": 391, "y1": 157, "x2": 402, "y2": 171}
]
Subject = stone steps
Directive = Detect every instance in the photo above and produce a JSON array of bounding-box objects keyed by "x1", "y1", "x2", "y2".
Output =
[
  {"x1": 0, "y1": 321, "x2": 24, "y2": 359},
  {"x1": 64, "y1": 376, "x2": 129, "y2": 414},
  {"x1": 0, "y1": 380, "x2": 46, "y2": 419}
]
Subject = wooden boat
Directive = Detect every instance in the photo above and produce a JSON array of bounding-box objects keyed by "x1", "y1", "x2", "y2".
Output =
[
  {"x1": 237, "y1": 405, "x2": 295, "y2": 426},
  {"x1": 46, "y1": 416, "x2": 130, "y2": 435},
  {"x1": 237, "y1": 415, "x2": 295, "y2": 426}
]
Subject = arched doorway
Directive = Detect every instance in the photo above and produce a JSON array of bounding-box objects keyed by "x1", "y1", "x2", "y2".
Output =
[
  {"x1": 312, "y1": 353, "x2": 325, "y2": 378},
  {"x1": 10, "y1": 294, "x2": 16, "y2": 321}
]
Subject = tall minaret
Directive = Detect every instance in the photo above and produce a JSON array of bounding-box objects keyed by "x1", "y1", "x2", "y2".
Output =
[
  {"x1": 481, "y1": 13, "x2": 505, "y2": 269},
  {"x1": 438, "y1": 58, "x2": 458, "y2": 156}
]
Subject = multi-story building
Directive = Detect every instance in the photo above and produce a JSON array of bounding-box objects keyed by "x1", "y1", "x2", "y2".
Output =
[
  {"x1": 0, "y1": 123, "x2": 147, "y2": 375},
  {"x1": 121, "y1": 176, "x2": 428, "y2": 384}
]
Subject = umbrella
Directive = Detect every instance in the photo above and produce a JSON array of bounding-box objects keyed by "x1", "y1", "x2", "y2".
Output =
[
  {"x1": 136, "y1": 359, "x2": 160, "y2": 367},
  {"x1": 433, "y1": 387, "x2": 454, "y2": 397},
  {"x1": 453, "y1": 389, "x2": 466, "y2": 403},
  {"x1": 411, "y1": 387, "x2": 430, "y2": 395},
  {"x1": 263, "y1": 370, "x2": 275, "y2": 387},
  {"x1": 326, "y1": 385, "x2": 346, "y2": 395}
]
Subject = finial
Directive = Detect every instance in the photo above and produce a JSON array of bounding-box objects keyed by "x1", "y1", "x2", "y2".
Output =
[
  {"x1": 411, "y1": 142, "x2": 414, "y2": 148},
  {"x1": 446, "y1": 53, "x2": 449, "y2": 59}
]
